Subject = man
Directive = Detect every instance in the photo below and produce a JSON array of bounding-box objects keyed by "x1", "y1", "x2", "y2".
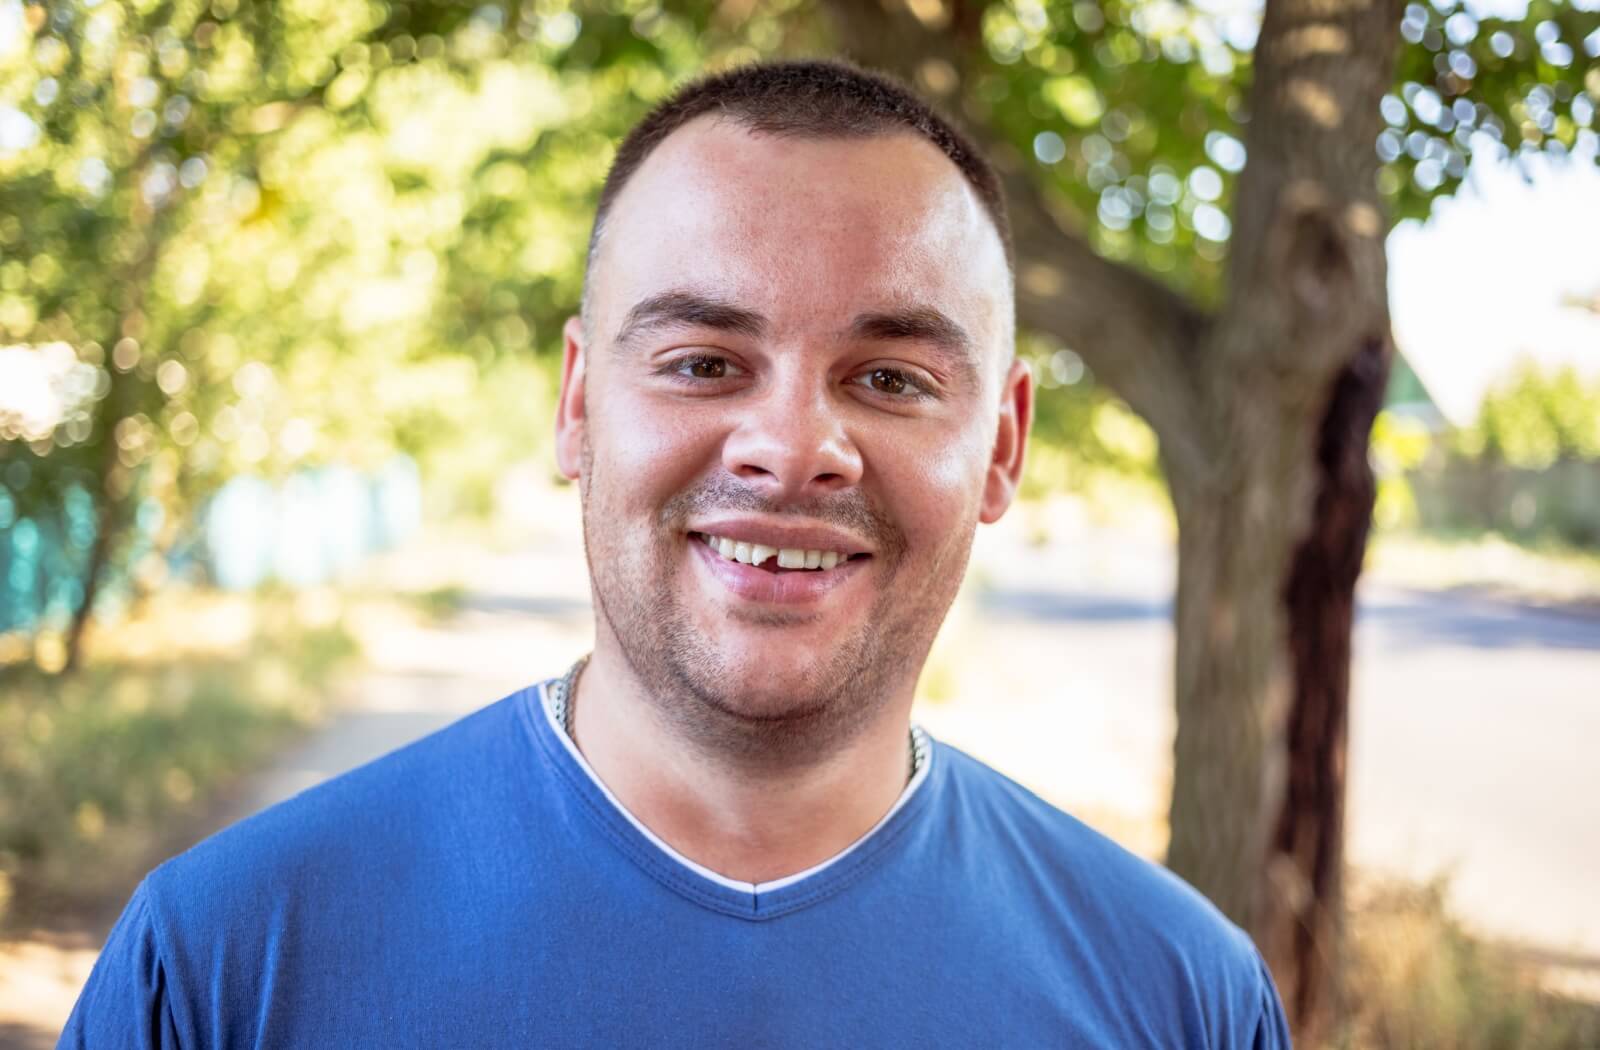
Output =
[{"x1": 64, "y1": 60, "x2": 1290, "y2": 1047}]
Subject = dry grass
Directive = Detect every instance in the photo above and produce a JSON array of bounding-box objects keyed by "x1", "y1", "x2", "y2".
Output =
[
  {"x1": 1337, "y1": 877, "x2": 1600, "y2": 1049},
  {"x1": 0, "y1": 591, "x2": 357, "y2": 932}
]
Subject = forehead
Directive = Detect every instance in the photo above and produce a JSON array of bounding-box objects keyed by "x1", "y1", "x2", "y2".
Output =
[{"x1": 590, "y1": 117, "x2": 1011, "y2": 343}]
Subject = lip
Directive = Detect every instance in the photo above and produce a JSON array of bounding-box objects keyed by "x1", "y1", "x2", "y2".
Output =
[
  {"x1": 690, "y1": 532, "x2": 868, "y2": 605},
  {"x1": 687, "y1": 516, "x2": 872, "y2": 557}
]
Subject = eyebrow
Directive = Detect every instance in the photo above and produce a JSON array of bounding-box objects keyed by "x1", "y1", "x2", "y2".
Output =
[
  {"x1": 614, "y1": 291, "x2": 767, "y2": 347},
  {"x1": 849, "y1": 307, "x2": 979, "y2": 384},
  {"x1": 613, "y1": 290, "x2": 980, "y2": 384}
]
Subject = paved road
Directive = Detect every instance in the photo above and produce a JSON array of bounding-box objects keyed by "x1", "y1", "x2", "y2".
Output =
[
  {"x1": 4, "y1": 518, "x2": 1597, "y2": 1044},
  {"x1": 944, "y1": 521, "x2": 1600, "y2": 962}
]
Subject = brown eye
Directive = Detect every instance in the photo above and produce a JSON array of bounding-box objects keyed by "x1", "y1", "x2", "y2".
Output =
[
  {"x1": 869, "y1": 368, "x2": 909, "y2": 395},
  {"x1": 684, "y1": 357, "x2": 727, "y2": 379}
]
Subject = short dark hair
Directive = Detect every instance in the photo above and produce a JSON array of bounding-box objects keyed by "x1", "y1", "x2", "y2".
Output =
[{"x1": 583, "y1": 59, "x2": 1012, "y2": 316}]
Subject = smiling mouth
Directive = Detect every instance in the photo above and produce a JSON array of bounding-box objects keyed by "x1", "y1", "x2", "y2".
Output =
[{"x1": 690, "y1": 532, "x2": 871, "y2": 574}]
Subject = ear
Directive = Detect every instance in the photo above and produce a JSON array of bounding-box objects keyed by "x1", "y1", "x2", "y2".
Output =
[
  {"x1": 979, "y1": 357, "x2": 1033, "y2": 525},
  {"x1": 555, "y1": 315, "x2": 588, "y2": 481}
]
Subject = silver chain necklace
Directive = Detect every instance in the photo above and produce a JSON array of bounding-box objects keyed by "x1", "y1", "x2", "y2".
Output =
[{"x1": 550, "y1": 655, "x2": 925, "y2": 785}]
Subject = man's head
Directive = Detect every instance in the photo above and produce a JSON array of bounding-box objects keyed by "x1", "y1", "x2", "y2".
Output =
[{"x1": 556, "y1": 60, "x2": 1031, "y2": 761}]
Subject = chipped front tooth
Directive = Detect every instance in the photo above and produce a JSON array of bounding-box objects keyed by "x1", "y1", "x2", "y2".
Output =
[{"x1": 702, "y1": 534, "x2": 848, "y2": 570}]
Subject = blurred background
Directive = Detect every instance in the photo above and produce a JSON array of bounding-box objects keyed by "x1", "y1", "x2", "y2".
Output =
[{"x1": 1, "y1": 0, "x2": 1597, "y2": 1046}]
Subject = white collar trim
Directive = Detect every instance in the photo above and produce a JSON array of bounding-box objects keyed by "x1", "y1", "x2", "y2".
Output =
[{"x1": 537, "y1": 680, "x2": 932, "y2": 895}]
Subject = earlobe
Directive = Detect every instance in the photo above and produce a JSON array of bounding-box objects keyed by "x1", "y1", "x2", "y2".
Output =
[
  {"x1": 979, "y1": 358, "x2": 1033, "y2": 525},
  {"x1": 555, "y1": 316, "x2": 588, "y2": 481}
]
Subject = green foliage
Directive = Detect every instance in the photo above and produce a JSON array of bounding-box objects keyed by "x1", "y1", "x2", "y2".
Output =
[
  {"x1": 414, "y1": 581, "x2": 467, "y2": 620},
  {"x1": 966, "y1": 0, "x2": 1597, "y2": 305},
  {"x1": 1372, "y1": 409, "x2": 1435, "y2": 475},
  {"x1": 1368, "y1": 409, "x2": 1434, "y2": 530},
  {"x1": 974, "y1": 0, "x2": 1249, "y2": 300},
  {"x1": 1019, "y1": 333, "x2": 1164, "y2": 498},
  {"x1": 1385, "y1": 0, "x2": 1598, "y2": 223},
  {"x1": 1454, "y1": 362, "x2": 1600, "y2": 468}
]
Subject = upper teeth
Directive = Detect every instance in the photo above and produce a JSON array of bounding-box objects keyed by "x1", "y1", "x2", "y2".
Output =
[{"x1": 700, "y1": 533, "x2": 847, "y2": 570}]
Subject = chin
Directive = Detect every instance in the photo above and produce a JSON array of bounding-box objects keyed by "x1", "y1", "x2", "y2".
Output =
[
  {"x1": 697, "y1": 659, "x2": 835, "y2": 719},
  {"x1": 656, "y1": 633, "x2": 874, "y2": 740}
]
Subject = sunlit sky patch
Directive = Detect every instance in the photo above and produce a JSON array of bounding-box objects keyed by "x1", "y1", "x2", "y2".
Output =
[
  {"x1": 0, "y1": 343, "x2": 100, "y2": 442},
  {"x1": 1388, "y1": 143, "x2": 1600, "y2": 424}
]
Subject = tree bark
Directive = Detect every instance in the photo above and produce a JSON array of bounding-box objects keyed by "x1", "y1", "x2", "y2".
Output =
[
  {"x1": 1266, "y1": 337, "x2": 1389, "y2": 1037},
  {"x1": 1165, "y1": 398, "x2": 1308, "y2": 928}
]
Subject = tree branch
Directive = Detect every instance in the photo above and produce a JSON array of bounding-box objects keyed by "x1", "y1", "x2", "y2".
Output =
[{"x1": 1006, "y1": 172, "x2": 1213, "y2": 476}]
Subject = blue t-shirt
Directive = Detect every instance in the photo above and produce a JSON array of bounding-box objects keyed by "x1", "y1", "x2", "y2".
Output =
[{"x1": 62, "y1": 680, "x2": 1290, "y2": 1048}]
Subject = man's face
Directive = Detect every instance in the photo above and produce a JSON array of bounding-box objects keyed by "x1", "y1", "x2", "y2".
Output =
[{"x1": 557, "y1": 117, "x2": 1030, "y2": 755}]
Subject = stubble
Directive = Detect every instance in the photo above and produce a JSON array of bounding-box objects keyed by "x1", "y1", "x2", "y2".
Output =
[{"x1": 580, "y1": 449, "x2": 971, "y2": 769}]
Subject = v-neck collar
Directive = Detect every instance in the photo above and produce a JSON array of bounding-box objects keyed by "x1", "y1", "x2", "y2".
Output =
[{"x1": 518, "y1": 679, "x2": 938, "y2": 920}]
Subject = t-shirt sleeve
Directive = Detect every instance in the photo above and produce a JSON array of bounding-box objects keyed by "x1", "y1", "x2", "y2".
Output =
[
  {"x1": 57, "y1": 881, "x2": 183, "y2": 1050},
  {"x1": 1250, "y1": 950, "x2": 1294, "y2": 1050}
]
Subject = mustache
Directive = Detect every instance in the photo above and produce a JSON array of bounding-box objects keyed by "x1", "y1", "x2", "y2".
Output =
[{"x1": 660, "y1": 474, "x2": 906, "y2": 558}]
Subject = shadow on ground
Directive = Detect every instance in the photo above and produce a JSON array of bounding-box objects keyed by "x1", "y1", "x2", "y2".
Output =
[
  {"x1": 1361, "y1": 588, "x2": 1600, "y2": 654},
  {"x1": 978, "y1": 582, "x2": 1600, "y2": 654}
]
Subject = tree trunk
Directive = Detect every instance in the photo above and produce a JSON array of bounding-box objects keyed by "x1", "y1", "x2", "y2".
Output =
[
  {"x1": 1165, "y1": 418, "x2": 1306, "y2": 928},
  {"x1": 1261, "y1": 336, "x2": 1390, "y2": 1040},
  {"x1": 1165, "y1": 333, "x2": 1392, "y2": 1042},
  {"x1": 62, "y1": 363, "x2": 129, "y2": 674},
  {"x1": 61, "y1": 464, "x2": 113, "y2": 673},
  {"x1": 1191, "y1": 0, "x2": 1402, "y2": 1033}
]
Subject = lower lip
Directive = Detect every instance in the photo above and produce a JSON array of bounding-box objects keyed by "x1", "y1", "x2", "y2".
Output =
[{"x1": 689, "y1": 537, "x2": 868, "y2": 605}]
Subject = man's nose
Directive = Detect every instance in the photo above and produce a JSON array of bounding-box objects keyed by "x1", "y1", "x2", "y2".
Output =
[{"x1": 720, "y1": 381, "x2": 863, "y2": 500}]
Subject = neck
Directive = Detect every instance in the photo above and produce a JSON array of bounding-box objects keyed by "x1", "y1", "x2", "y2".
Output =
[{"x1": 566, "y1": 645, "x2": 918, "y2": 885}]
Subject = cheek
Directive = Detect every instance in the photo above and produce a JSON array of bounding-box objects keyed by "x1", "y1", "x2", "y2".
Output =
[
  {"x1": 871, "y1": 421, "x2": 990, "y2": 550},
  {"x1": 589, "y1": 386, "x2": 717, "y2": 511}
]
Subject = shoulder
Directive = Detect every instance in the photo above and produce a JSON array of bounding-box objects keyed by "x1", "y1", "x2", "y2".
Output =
[
  {"x1": 936, "y1": 741, "x2": 1243, "y2": 942},
  {"x1": 142, "y1": 687, "x2": 539, "y2": 928},
  {"x1": 932, "y1": 741, "x2": 1289, "y2": 1046},
  {"x1": 65, "y1": 688, "x2": 552, "y2": 1046},
  {"x1": 60, "y1": 880, "x2": 185, "y2": 1049}
]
